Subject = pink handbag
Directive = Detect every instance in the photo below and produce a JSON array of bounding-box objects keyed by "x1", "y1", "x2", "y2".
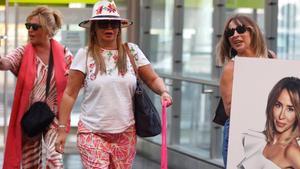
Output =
[{"x1": 161, "y1": 101, "x2": 168, "y2": 169}]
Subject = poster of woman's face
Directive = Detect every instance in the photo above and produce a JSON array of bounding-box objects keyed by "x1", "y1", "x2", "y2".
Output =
[{"x1": 227, "y1": 57, "x2": 300, "y2": 169}]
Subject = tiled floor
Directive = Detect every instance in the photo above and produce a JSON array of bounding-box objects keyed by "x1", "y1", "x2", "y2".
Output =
[{"x1": 0, "y1": 152, "x2": 161, "y2": 169}]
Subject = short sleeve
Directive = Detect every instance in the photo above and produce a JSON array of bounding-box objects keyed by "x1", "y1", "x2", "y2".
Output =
[
  {"x1": 64, "y1": 47, "x2": 74, "y2": 71},
  {"x1": 127, "y1": 43, "x2": 150, "y2": 68},
  {"x1": 70, "y1": 47, "x2": 88, "y2": 74}
]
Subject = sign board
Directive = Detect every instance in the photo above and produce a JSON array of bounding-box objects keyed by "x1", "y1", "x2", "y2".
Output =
[
  {"x1": 61, "y1": 30, "x2": 85, "y2": 55},
  {"x1": 226, "y1": 0, "x2": 264, "y2": 9}
]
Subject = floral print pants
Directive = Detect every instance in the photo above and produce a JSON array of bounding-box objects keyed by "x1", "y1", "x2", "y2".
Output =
[{"x1": 77, "y1": 121, "x2": 136, "y2": 169}]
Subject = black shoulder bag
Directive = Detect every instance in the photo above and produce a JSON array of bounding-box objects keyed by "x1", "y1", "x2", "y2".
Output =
[
  {"x1": 21, "y1": 47, "x2": 55, "y2": 137},
  {"x1": 124, "y1": 43, "x2": 162, "y2": 137},
  {"x1": 212, "y1": 98, "x2": 228, "y2": 126}
]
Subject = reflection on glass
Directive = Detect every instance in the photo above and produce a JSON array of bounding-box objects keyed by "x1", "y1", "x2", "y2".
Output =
[
  {"x1": 183, "y1": 0, "x2": 213, "y2": 78},
  {"x1": 180, "y1": 82, "x2": 211, "y2": 157},
  {"x1": 277, "y1": 1, "x2": 300, "y2": 60},
  {"x1": 150, "y1": 0, "x2": 173, "y2": 74}
]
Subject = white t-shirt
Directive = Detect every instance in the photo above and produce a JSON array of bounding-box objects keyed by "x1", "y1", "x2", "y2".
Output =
[{"x1": 71, "y1": 43, "x2": 150, "y2": 133}]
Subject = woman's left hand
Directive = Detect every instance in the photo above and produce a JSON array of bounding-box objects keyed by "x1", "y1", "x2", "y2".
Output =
[
  {"x1": 161, "y1": 91, "x2": 172, "y2": 107},
  {"x1": 55, "y1": 127, "x2": 68, "y2": 154}
]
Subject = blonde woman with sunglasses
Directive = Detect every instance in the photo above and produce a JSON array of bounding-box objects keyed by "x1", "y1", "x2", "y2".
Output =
[
  {"x1": 0, "y1": 6, "x2": 73, "y2": 169},
  {"x1": 55, "y1": 0, "x2": 172, "y2": 168},
  {"x1": 216, "y1": 14, "x2": 276, "y2": 168}
]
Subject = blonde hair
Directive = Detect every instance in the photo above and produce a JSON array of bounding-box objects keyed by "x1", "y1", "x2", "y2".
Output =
[
  {"x1": 26, "y1": 6, "x2": 62, "y2": 38},
  {"x1": 216, "y1": 14, "x2": 268, "y2": 65},
  {"x1": 87, "y1": 21, "x2": 127, "y2": 74}
]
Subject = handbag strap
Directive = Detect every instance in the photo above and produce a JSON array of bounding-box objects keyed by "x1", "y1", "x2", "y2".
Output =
[
  {"x1": 124, "y1": 43, "x2": 140, "y2": 80},
  {"x1": 45, "y1": 44, "x2": 54, "y2": 99},
  {"x1": 85, "y1": 49, "x2": 88, "y2": 76},
  {"x1": 161, "y1": 101, "x2": 168, "y2": 169}
]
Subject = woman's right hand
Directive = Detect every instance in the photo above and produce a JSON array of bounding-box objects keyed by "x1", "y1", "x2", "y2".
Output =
[
  {"x1": 161, "y1": 91, "x2": 172, "y2": 107},
  {"x1": 55, "y1": 127, "x2": 68, "y2": 154},
  {"x1": 0, "y1": 55, "x2": 12, "y2": 70}
]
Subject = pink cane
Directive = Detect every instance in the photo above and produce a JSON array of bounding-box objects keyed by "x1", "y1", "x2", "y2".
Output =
[{"x1": 161, "y1": 101, "x2": 168, "y2": 169}]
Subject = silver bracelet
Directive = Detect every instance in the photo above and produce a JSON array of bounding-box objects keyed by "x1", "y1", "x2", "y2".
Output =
[{"x1": 58, "y1": 124, "x2": 66, "y2": 128}]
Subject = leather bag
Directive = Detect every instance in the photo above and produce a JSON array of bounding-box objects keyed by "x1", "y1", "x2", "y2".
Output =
[
  {"x1": 212, "y1": 98, "x2": 228, "y2": 126},
  {"x1": 21, "y1": 102, "x2": 55, "y2": 137},
  {"x1": 124, "y1": 43, "x2": 162, "y2": 137}
]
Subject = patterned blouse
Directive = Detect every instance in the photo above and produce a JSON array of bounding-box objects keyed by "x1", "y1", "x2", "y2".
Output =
[{"x1": 6, "y1": 46, "x2": 73, "y2": 115}]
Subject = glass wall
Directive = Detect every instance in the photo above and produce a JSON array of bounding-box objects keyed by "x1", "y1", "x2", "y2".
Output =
[
  {"x1": 183, "y1": 0, "x2": 213, "y2": 79},
  {"x1": 144, "y1": 0, "x2": 219, "y2": 161},
  {"x1": 0, "y1": 7, "x2": 24, "y2": 150},
  {"x1": 0, "y1": 6, "x2": 6, "y2": 150},
  {"x1": 148, "y1": 0, "x2": 173, "y2": 74},
  {"x1": 277, "y1": 0, "x2": 300, "y2": 60},
  {"x1": 179, "y1": 0, "x2": 214, "y2": 158},
  {"x1": 179, "y1": 82, "x2": 213, "y2": 156}
]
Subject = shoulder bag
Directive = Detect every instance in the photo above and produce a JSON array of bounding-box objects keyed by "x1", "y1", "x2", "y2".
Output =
[
  {"x1": 212, "y1": 98, "x2": 228, "y2": 126},
  {"x1": 21, "y1": 46, "x2": 55, "y2": 137},
  {"x1": 124, "y1": 43, "x2": 162, "y2": 137}
]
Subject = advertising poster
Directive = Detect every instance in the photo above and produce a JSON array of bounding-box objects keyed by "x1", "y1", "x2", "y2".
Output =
[{"x1": 227, "y1": 57, "x2": 300, "y2": 169}]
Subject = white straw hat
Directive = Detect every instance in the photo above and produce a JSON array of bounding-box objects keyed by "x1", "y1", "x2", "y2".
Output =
[{"x1": 79, "y1": 0, "x2": 132, "y2": 28}]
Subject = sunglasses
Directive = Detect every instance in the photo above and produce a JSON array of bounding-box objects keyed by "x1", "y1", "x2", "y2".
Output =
[
  {"x1": 25, "y1": 23, "x2": 42, "y2": 31},
  {"x1": 225, "y1": 25, "x2": 248, "y2": 38},
  {"x1": 96, "y1": 20, "x2": 121, "y2": 29}
]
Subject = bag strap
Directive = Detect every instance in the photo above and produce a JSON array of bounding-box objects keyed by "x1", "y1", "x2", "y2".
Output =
[
  {"x1": 85, "y1": 49, "x2": 88, "y2": 77},
  {"x1": 124, "y1": 43, "x2": 140, "y2": 80},
  {"x1": 45, "y1": 44, "x2": 54, "y2": 99}
]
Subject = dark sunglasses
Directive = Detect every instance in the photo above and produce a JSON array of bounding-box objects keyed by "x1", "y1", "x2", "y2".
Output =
[
  {"x1": 225, "y1": 25, "x2": 248, "y2": 38},
  {"x1": 25, "y1": 23, "x2": 42, "y2": 31},
  {"x1": 96, "y1": 20, "x2": 121, "y2": 29}
]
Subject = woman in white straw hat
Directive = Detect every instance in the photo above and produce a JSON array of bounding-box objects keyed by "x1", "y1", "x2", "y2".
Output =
[{"x1": 55, "y1": 0, "x2": 172, "y2": 168}]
